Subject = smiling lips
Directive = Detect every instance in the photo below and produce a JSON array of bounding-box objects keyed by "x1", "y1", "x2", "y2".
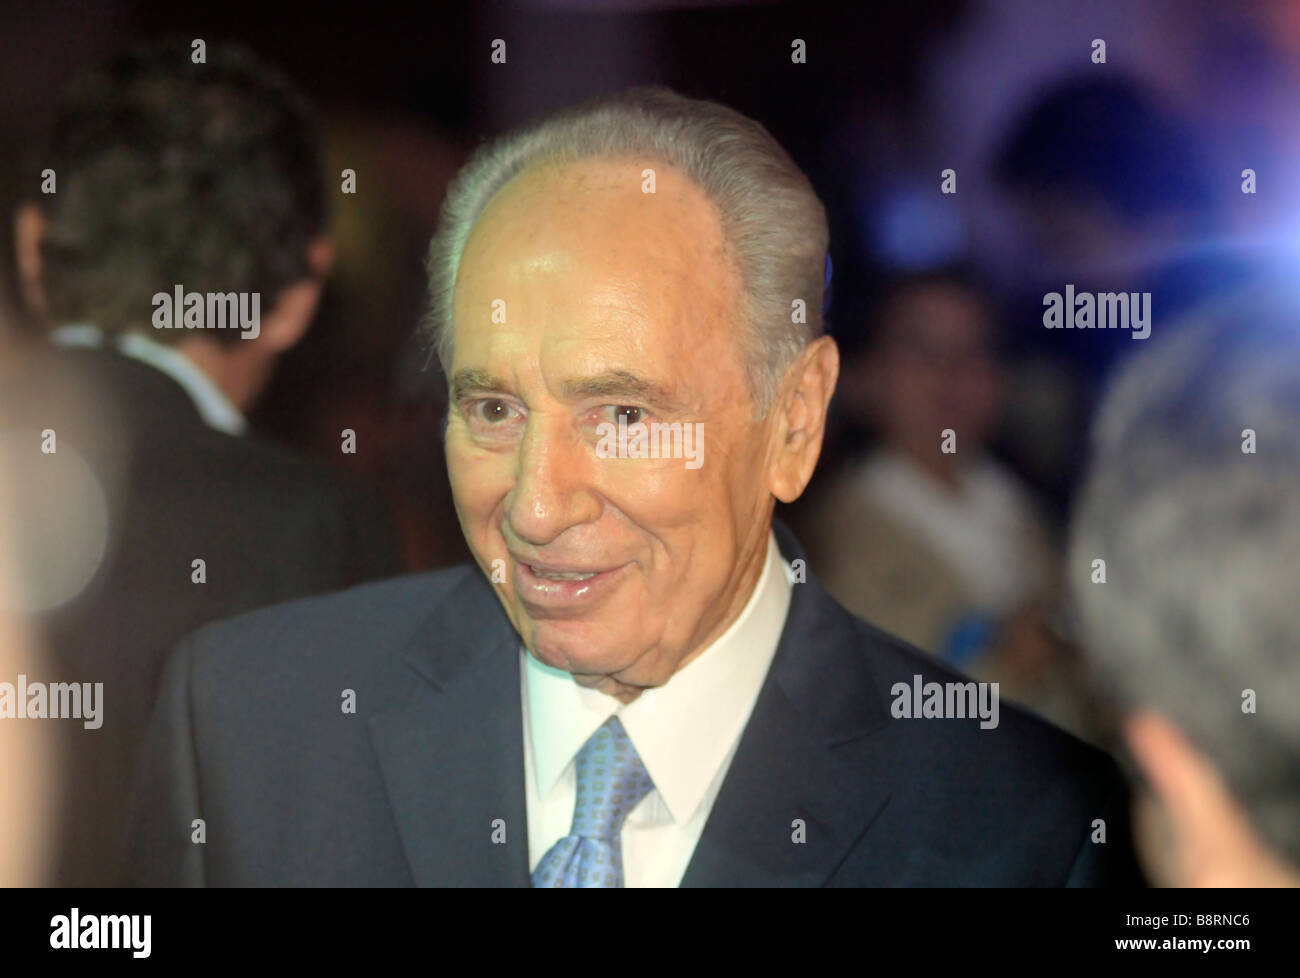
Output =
[
  {"x1": 511, "y1": 556, "x2": 627, "y2": 612},
  {"x1": 527, "y1": 565, "x2": 599, "y2": 582}
]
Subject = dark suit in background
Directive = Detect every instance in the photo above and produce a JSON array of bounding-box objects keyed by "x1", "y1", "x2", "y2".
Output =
[
  {"x1": 128, "y1": 521, "x2": 1141, "y2": 887},
  {"x1": 1, "y1": 344, "x2": 401, "y2": 885}
]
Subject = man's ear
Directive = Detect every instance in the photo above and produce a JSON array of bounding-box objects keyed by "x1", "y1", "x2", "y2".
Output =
[
  {"x1": 258, "y1": 236, "x2": 335, "y2": 354},
  {"x1": 768, "y1": 334, "x2": 839, "y2": 504},
  {"x1": 13, "y1": 204, "x2": 48, "y2": 319}
]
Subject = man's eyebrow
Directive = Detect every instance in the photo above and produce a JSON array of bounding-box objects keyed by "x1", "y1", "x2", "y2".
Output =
[
  {"x1": 450, "y1": 368, "x2": 511, "y2": 403},
  {"x1": 450, "y1": 367, "x2": 690, "y2": 412},
  {"x1": 561, "y1": 370, "x2": 686, "y2": 411}
]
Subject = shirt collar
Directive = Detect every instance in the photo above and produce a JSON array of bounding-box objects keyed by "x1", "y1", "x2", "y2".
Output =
[
  {"x1": 50, "y1": 324, "x2": 248, "y2": 437},
  {"x1": 524, "y1": 528, "x2": 792, "y2": 824}
]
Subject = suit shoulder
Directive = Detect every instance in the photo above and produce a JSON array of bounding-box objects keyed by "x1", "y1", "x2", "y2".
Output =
[
  {"x1": 176, "y1": 428, "x2": 359, "y2": 498},
  {"x1": 180, "y1": 565, "x2": 479, "y2": 684},
  {"x1": 848, "y1": 612, "x2": 1117, "y2": 779},
  {"x1": 828, "y1": 614, "x2": 1138, "y2": 884}
]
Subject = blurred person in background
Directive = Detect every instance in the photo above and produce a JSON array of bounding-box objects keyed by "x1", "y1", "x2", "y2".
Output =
[
  {"x1": 980, "y1": 76, "x2": 1246, "y2": 515},
  {"x1": 796, "y1": 270, "x2": 1099, "y2": 736},
  {"x1": 1072, "y1": 283, "x2": 1300, "y2": 887},
  {"x1": 997, "y1": 78, "x2": 1220, "y2": 312},
  {"x1": 4, "y1": 41, "x2": 400, "y2": 886},
  {"x1": 994, "y1": 76, "x2": 1259, "y2": 392}
]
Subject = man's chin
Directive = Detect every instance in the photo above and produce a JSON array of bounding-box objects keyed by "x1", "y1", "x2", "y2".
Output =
[{"x1": 524, "y1": 619, "x2": 639, "y2": 678}]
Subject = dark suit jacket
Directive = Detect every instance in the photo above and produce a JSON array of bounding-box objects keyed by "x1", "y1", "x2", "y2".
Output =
[
  {"x1": 127, "y1": 520, "x2": 1143, "y2": 886},
  {"x1": 0, "y1": 345, "x2": 401, "y2": 886}
]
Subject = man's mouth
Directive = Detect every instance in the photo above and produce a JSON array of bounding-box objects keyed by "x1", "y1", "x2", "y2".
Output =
[
  {"x1": 510, "y1": 557, "x2": 629, "y2": 612},
  {"x1": 527, "y1": 566, "x2": 599, "y2": 582}
]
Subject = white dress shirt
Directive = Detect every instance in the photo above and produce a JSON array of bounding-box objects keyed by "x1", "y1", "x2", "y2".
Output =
[
  {"x1": 522, "y1": 529, "x2": 793, "y2": 887},
  {"x1": 50, "y1": 324, "x2": 248, "y2": 437}
]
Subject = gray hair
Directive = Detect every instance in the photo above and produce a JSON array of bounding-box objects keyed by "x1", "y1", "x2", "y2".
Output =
[
  {"x1": 422, "y1": 86, "x2": 829, "y2": 416},
  {"x1": 1069, "y1": 283, "x2": 1300, "y2": 865}
]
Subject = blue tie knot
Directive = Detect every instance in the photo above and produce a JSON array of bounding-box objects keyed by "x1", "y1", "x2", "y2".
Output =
[
  {"x1": 570, "y1": 715, "x2": 654, "y2": 840},
  {"x1": 531, "y1": 714, "x2": 656, "y2": 887}
]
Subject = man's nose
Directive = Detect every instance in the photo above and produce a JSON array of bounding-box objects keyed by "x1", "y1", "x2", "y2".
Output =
[{"x1": 506, "y1": 415, "x2": 602, "y2": 546}]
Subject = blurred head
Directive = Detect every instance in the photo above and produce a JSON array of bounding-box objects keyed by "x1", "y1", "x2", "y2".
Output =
[
  {"x1": 14, "y1": 41, "x2": 333, "y2": 408},
  {"x1": 996, "y1": 77, "x2": 1211, "y2": 280},
  {"x1": 847, "y1": 271, "x2": 1002, "y2": 468},
  {"x1": 424, "y1": 88, "x2": 837, "y2": 700},
  {"x1": 1071, "y1": 285, "x2": 1300, "y2": 886}
]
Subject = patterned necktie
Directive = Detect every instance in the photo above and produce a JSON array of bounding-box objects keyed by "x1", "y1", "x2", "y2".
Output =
[{"x1": 531, "y1": 714, "x2": 655, "y2": 887}]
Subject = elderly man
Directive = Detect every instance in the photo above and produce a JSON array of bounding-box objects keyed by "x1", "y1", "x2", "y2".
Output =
[
  {"x1": 129, "y1": 87, "x2": 1140, "y2": 886},
  {"x1": 1071, "y1": 284, "x2": 1300, "y2": 887}
]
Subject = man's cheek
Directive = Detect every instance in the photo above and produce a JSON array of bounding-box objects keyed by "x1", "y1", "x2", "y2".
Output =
[
  {"x1": 448, "y1": 452, "x2": 505, "y2": 510},
  {"x1": 601, "y1": 463, "x2": 696, "y2": 513}
]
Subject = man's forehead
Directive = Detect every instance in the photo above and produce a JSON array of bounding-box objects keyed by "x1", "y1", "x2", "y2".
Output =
[
  {"x1": 461, "y1": 157, "x2": 722, "y2": 260},
  {"x1": 447, "y1": 155, "x2": 744, "y2": 410},
  {"x1": 491, "y1": 154, "x2": 690, "y2": 203}
]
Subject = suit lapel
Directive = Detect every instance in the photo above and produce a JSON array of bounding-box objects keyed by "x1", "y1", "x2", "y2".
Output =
[
  {"x1": 367, "y1": 570, "x2": 531, "y2": 886},
  {"x1": 681, "y1": 520, "x2": 897, "y2": 887},
  {"x1": 366, "y1": 521, "x2": 900, "y2": 888}
]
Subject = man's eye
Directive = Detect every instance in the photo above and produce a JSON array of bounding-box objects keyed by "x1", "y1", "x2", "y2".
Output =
[
  {"x1": 610, "y1": 405, "x2": 644, "y2": 424},
  {"x1": 467, "y1": 399, "x2": 518, "y2": 425}
]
